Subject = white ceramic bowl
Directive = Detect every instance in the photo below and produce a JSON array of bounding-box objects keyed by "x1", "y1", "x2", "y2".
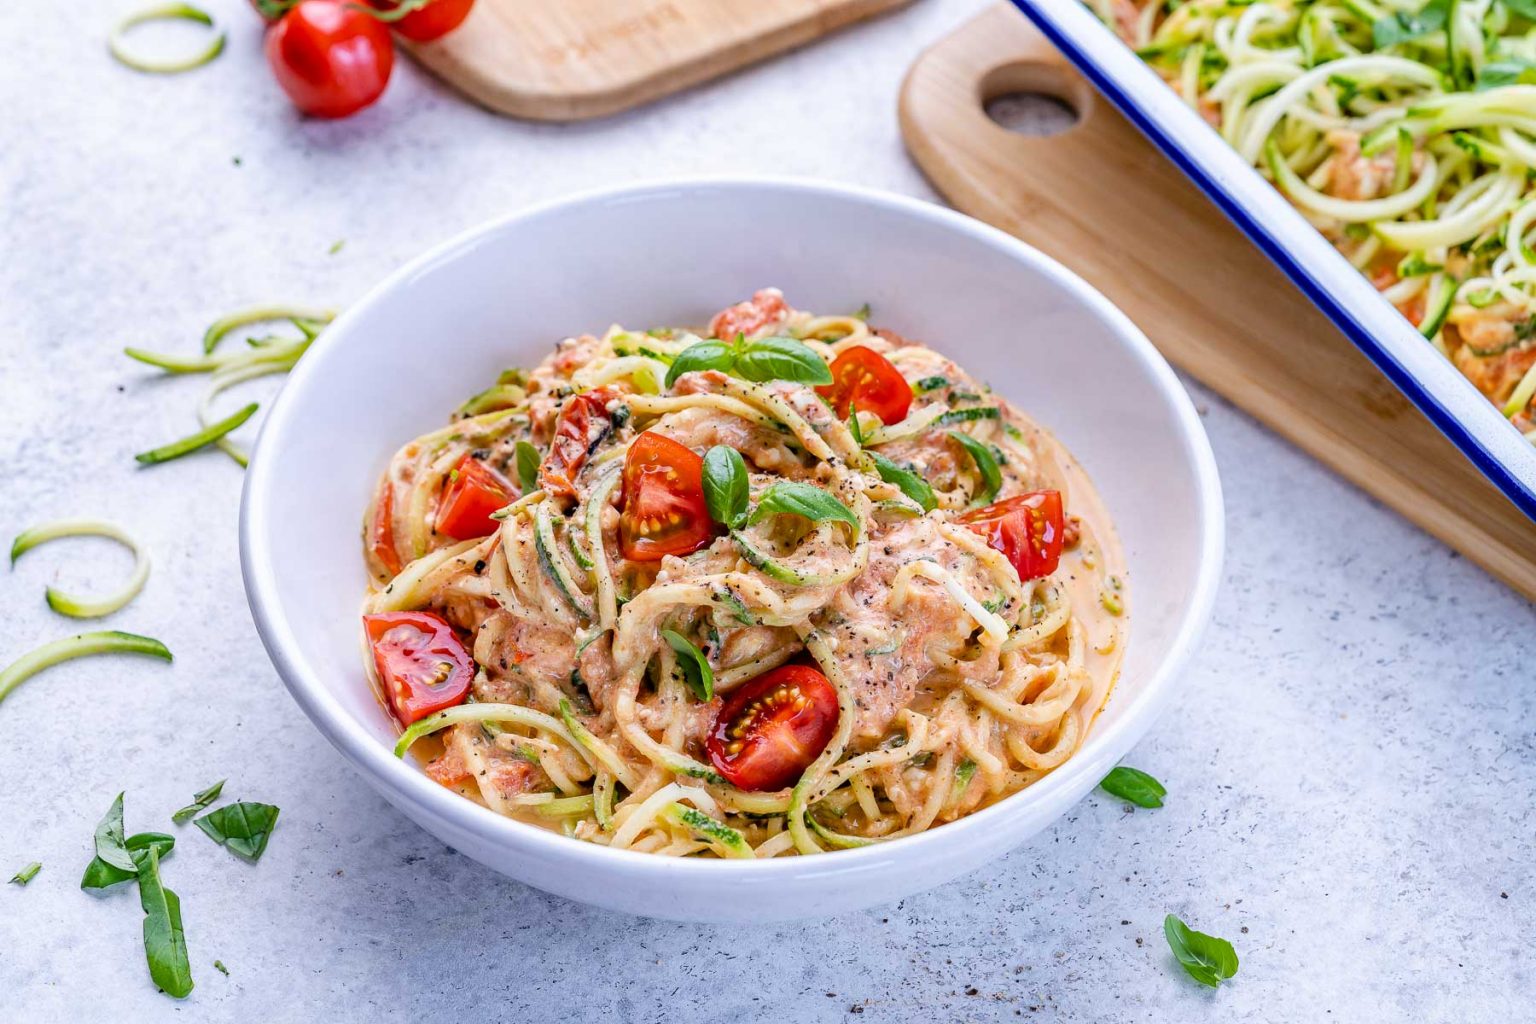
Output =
[{"x1": 240, "y1": 178, "x2": 1223, "y2": 922}]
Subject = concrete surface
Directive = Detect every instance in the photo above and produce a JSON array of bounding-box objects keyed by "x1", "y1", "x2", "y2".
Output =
[{"x1": 2, "y1": 1, "x2": 1532, "y2": 1020}]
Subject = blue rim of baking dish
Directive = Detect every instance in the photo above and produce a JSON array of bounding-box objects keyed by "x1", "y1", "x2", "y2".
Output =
[{"x1": 1006, "y1": 0, "x2": 1536, "y2": 521}]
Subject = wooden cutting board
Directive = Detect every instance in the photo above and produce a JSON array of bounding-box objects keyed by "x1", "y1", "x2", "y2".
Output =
[
  {"x1": 899, "y1": 3, "x2": 1536, "y2": 600},
  {"x1": 405, "y1": 0, "x2": 915, "y2": 121}
]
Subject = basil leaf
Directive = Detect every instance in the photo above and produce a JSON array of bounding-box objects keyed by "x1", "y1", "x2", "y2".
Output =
[
  {"x1": 749, "y1": 481, "x2": 859, "y2": 533},
  {"x1": 10, "y1": 861, "x2": 40, "y2": 885},
  {"x1": 94, "y1": 792, "x2": 136, "y2": 873},
  {"x1": 1477, "y1": 57, "x2": 1536, "y2": 89},
  {"x1": 867, "y1": 452, "x2": 937, "y2": 512},
  {"x1": 1099, "y1": 766, "x2": 1166, "y2": 808},
  {"x1": 171, "y1": 779, "x2": 225, "y2": 825},
  {"x1": 702, "y1": 445, "x2": 749, "y2": 529},
  {"x1": 138, "y1": 847, "x2": 193, "y2": 999},
  {"x1": 1164, "y1": 915, "x2": 1239, "y2": 989},
  {"x1": 661, "y1": 629, "x2": 714, "y2": 701},
  {"x1": 1502, "y1": 0, "x2": 1536, "y2": 19},
  {"x1": 1372, "y1": 0, "x2": 1448, "y2": 47},
  {"x1": 914, "y1": 375, "x2": 950, "y2": 393},
  {"x1": 948, "y1": 431, "x2": 1001, "y2": 505},
  {"x1": 194, "y1": 802, "x2": 280, "y2": 863},
  {"x1": 514, "y1": 440, "x2": 540, "y2": 494},
  {"x1": 733, "y1": 336, "x2": 833, "y2": 385},
  {"x1": 664, "y1": 339, "x2": 736, "y2": 388},
  {"x1": 82, "y1": 831, "x2": 176, "y2": 890}
]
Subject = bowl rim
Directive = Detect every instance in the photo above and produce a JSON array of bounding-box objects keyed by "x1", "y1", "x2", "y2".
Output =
[{"x1": 240, "y1": 175, "x2": 1225, "y2": 877}]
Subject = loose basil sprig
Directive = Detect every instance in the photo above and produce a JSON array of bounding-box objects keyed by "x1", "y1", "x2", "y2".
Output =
[
  {"x1": 866, "y1": 452, "x2": 936, "y2": 512},
  {"x1": 1099, "y1": 765, "x2": 1166, "y2": 808},
  {"x1": 948, "y1": 432, "x2": 1001, "y2": 505},
  {"x1": 703, "y1": 446, "x2": 749, "y2": 529},
  {"x1": 665, "y1": 335, "x2": 831, "y2": 389},
  {"x1": 195, "y1": 802, "x2": 280, "y2": 863},
  {"x1": 171, "y1": 779, "x2": 225, "y2": 825},
  {"x1": 1164, "y1": 915, "x2": 1239, "y2": 989},
  {"x1": 661, "y1": 630, "x2": 714, "y2": 701},
  {"x1": 514, "y1": 440, "x2": 541, "y2": 494}
]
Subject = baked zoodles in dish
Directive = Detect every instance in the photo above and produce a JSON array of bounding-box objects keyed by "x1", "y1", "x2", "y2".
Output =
[
  {"x1": 1104, "y1": 0, "x2": 1536, "y2": 440},
  {"x1": 361, "y1": 289, "x2": 1125, "y2": 858}
]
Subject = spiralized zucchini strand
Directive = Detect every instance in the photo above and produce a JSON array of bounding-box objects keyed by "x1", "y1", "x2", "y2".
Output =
[
  {"x1": 108, "y1": 3, "x2": 226, "y2": 75},
  {"x1": 10, "y1": 520, "x2": 150, "y2": 618},
  {"x1": 0, "y1": 632, "x2": 172, "y2": 706},
  {"x1": 134, "y1": 402, "x2": 257, "y2": 466}
]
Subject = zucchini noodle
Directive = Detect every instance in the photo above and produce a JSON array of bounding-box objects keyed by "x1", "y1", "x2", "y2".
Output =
[
  {"x1": 0, "y1": 631, "x2": 171, "y2": 707},
  {"x1": 108, "y1": 3, "x2": 225, "y2": 75},
  {"x1": 1111, "y1": 0, "x2": 1536, "y2": 435},
  {"x1": 10, "y1": 520, "x2": 150, "y2": 618},
  {"x1": 126, "y1": 309, "x2": 332, "y2": 467},
  {"x1": 365, "y1": 291, "x2": 1126, "y2": 857}
]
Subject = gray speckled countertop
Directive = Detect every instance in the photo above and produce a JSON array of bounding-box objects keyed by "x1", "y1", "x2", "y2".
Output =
[{"x1": 3, "y1": 1, "x2": 1533, "y2": 1020}]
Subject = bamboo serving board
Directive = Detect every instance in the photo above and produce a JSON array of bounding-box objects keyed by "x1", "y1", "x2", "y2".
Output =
[
  {"x1": 900, "y1": 4, "x2": 1536, "y2": 600},
  {"x1": 405, "y1": 0, "x2": 915, "y2": 121}
]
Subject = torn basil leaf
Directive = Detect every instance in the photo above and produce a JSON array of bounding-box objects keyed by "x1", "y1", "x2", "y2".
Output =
[
  {"x1": 82, "y1": 831, "x2": 176, "y2": 890},
  {"x1": 93, "y1": 792, "x2": 137, "y2": 873},
  {"x1": 194, "y1": 802, "x2": 280, "y2": 863},
  {"x1": 171, "y1": 779, "x2": 225, "y2": 825},
  {"x1": 661, "y1": 629, "x2": 714, "y2": 702},
  {"x1": 867, "y1": 452, "x2": 936, "y2": 512},
  {"x1": 138, "y1": 847, "x2": 193, "y2": 998}
]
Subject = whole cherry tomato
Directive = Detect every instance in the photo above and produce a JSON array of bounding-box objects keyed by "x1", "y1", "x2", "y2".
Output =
[
  {"x1": 369, "y1": 0, "x2": 475, "y2": 42},
  {"x1": 266, "y1": 1, "x2": 394, "y2": 119}
]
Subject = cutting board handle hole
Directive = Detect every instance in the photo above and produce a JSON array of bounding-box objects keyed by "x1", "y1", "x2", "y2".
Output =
[{"x1": 980, "y1": 63, "x2": 1086, "y2": 138}]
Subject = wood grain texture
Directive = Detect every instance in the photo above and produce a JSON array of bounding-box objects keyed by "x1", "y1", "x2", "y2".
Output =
[
  {"x1": 405, "y1": 0, "x2": 914, "y2": 121},
  {"x1": 899, "y1": 3, "x2": 1536, "y2": 599}
]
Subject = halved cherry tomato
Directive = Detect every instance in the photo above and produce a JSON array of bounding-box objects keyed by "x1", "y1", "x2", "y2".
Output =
[
  {"x1": 364, "y1": 611, "x2": 472, "y2": 724},
  {"x1": 958, "y1": 490, "x2": 1066, "y2": 581},
  {"x1": 369, "y1": 480, "x2": 402, "y2": 577},
  {"x1": 437, "y1": 454, "x2": 512, "y2": 540},
  {"x1": 539, "y1": 388, "x2": 617, "y2": 500},
  {"x1": 709, "y1": 289, "x2": 788, "y2": 341},
  {"x1": 816, "y1": 345, "x2": 912, "y2": 424},
  {"x1": 265, "y1": 1, "x2": 394, "y2": 119},
  {"x1": 368, "y1": 0, "x2": 474, "y2": 41},
  {"x1": 620, "y1": 432, "x2": 714, "y2": 561},
  {"x1": 706, "y1": 664, "x2": 839, "y2": 792}
]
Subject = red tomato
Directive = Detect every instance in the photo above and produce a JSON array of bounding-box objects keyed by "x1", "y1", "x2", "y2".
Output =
[
  {"x1": 539, "y1": 388, "x2": 617, "y2": 500},
  {"x1": 816, "y1": 346, "x2": 912, "y2": 424},
  {"x1": 709, "y1": 289, "x2": 788, "y2": 341},
  {"x1": 958, "y1": 490, "x2": 1066, "y2": 581},
  {"x1": 363, "y1": 611, "x2": 472, "y2": 724},
  {"x1": 706, "y1": 664, "x2": 839, "y2": 791},
  {"x1": 370, "y1": 481, "x2": 403, "y2": 577},
  {"x1": 437, "y1": 454, "x2": 512, "y2": 540},
  {"x1": 619, "y1": 432, "x2": 713, "y2": 561},
  {"x1": 265, "y1": 1, "x2": 394, "y2": 119},
  {"x1": 368, "y1": 0, "x2": 474, "y2": 41}
]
